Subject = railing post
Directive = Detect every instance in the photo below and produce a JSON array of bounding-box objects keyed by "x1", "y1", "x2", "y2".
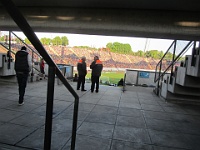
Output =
[
  {"x1": 136, "y1": 71, "x2": 139, "y2": 86},
  {"x1": 8, "y1": 31, "x2": 11, "y2": 69},
  {"x1": 71, "y1": 97, "x2": 79, "y2": 150},
  {"x1": 170, "y1": 40, "x2": 177, "y2": 84},
  {"x1": 31, "y1": 48, "x2": 34, "y2": 82},
  {"x1": 191, "y1": 41, "x2": 196, "y2": 66},
  {"x1": 44, "y1": 66, "x2": 56, "y2": 150}
]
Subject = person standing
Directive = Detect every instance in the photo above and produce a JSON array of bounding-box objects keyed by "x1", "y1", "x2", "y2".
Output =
[
  {"x1": 40, "y1": 58, "x2": 45, "y2": 78},
  {"x1": 77, "y1": 56, "x2": 87, "y2": 91},
  {"x1": 90, "y1": 56, "x2": 103, "y2": 93},
  {"x1": 14, "y1": 46, "x2": 32, "y2": 105}
]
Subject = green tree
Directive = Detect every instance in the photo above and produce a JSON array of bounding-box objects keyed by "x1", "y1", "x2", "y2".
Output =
[
  {"x1": 145, "y1": 51, "x2": 151, "y2": 58},
  {"x1": 52, "y1": 36, "x2": 61, "y2": 45},
  {"x1": 135, "y1": 50, "x2": 145, "y2": 57},
  {"x1": 24, "y1": 38, "x2": 31, "y2": 44},
  {"x1": 61, "y1": 36, "x2": 69, "y2": 46},
  {"x1": 40, "y1": 37, "x2": 51, "y2": 45},
  {"x1": 165, "y1": 52, "x2": 174, "y2": 60},
  {"x1": 106, "y1": 42, "x2": 132, "y2": 54},
  {"x1": 0, "y1": 35, "x2": 4, "y2": 42},
  {"x1": 158, "y1": 51, "x2": 164, "y2": 59}
]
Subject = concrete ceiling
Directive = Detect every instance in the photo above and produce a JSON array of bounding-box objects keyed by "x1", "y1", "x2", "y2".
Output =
[
  {"x1": 2, "y1": 0, "x2": 199, "y2": 11},
  {"x1": 0, "y1": 0, "x2": 200, "y2": 40}
]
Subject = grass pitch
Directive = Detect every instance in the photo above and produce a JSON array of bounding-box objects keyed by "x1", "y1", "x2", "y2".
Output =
[{"x1": 86, "y1": 71, "x2": 125, "y2": 84}]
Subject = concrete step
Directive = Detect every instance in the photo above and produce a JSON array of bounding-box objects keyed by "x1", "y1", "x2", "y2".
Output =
[
  {"x1": 168, "y1": 81, "x2": 200, "y2": 96},
  {"x1": 176, "y1": 66, "x2": 200, "y2": 88},
  {"x1": 0, "y1": 75, "x2": 17, "y2": 83},
  {"x1": 162, "y1": 91, "x2": 200, "y2": 105},
  {"x1": 186, "y1": 55, "x2": 200, "y2": 77}
]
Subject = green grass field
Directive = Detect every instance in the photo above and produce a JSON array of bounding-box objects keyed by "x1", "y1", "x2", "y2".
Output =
[{"x1": 85, "y1": 71, "x2": 125, "y2": 84}]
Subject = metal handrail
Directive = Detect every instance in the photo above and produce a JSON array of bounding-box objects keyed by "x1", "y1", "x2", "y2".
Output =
[
  {"x1": 11, "y1": 31, "x2": 41, "y2": 57},
  {"x1": 154, "y1": 40, "x2": 193, "y2": 83},
  {"x1": 0, "y1": 0, "x2": 79, "y2": 150},
  {"x1": 0, "y1": 42, "x2": 16, "y2": 55}
]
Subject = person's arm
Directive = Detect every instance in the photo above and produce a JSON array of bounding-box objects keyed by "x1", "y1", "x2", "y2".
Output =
[{"x1": 90, "y1": 61, "x2": 96, "y2": 69}]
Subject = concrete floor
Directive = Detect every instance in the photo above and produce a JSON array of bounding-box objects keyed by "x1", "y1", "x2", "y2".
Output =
[{"x1": 0, "y1": 79, "x2": 200, "y2": 150}]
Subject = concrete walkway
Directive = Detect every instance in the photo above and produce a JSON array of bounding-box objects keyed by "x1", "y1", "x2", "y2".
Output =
[{"x1": 0, "y1": 80, "x2": 200, "y2": 150}]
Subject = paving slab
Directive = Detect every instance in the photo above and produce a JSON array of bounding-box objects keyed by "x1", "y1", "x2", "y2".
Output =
[
  {"x1": 141, "y1": 104, "x2": 164, "y2": 111},
  {"x1": 91, "y1": 105, "x2": 118, "y2": 115},
  {"x1": 148, "y1": 129, "x2": 192, "y2": 149},
  {"x1": 17, "y1": 129, "x2": 71, "y2": 150},
  {"x1": 118, "y1": 107, "x2": 143, "y2": 117},
  {"x1": 0, "y1": 109, "x2": 24, "y2": 122},
  {"x1": 1, "y1": 80, "x2": 200, "y2": 149},
  {"x1": 0, "y1": 123, "x2": 35, "y2": 145},
  {"x1": 77, "y1": 122, "x2": 114, "y2": 139},
  {"x1": 111, "y1": 140, "x2": 153, "y2": 150},
  {"x1": 113, "y1": 126, "x2": 151, "y2": 144},
  {"x1": 63, "y1": 135, "x2": 111, "y2": 150},
  {"x1": 116, "y1": 115, "x2": 146, "y2": 128},
  {"x1": 10, "y1": 113, "x2": 45, "y2": 128},
  {"x1": 85, "y1": 112, "x2": 117, "y2": 124}
]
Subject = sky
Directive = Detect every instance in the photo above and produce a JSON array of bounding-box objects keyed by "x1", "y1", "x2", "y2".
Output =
[{"x1": 5, "y1": 31, "x2": 174, "y2": 52}]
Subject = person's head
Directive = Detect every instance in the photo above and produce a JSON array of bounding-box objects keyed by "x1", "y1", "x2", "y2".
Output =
[
  {"x1": 94, "y1": 56, "x2": 99, "y2": 61},
  {"x1": 81, "y1": 56, "x2": 86, "y2": 62},
  {"x1": 21, "y1": 46, "x2": 27, "y2": 51}
]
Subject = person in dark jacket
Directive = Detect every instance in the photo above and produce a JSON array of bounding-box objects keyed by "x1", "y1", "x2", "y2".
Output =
[
  {"x1": 40, "y1": 58, "x2": 45, "y2": 77},
  {"x1": 90, "y1": 56, "x2": 103, "y2": 93},
  {"x1": 77, "y1": 56, "x2": 87, "y2": 91},
  {"x1": 15, "y1": 46, "x2": 32, "y2": 105}
]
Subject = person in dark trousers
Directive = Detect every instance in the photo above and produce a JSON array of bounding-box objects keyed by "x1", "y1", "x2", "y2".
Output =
[
  {"x1": 90, "y1": 56, "x2": 103, "y2": 93},
  {"x1": 40, "y1": 58, "x2": 45, "y2": 77},
  {"x1": 14, "y1": 46, "x2": 32, "y2": 106},
  {"x1": 77, "y1": 56, "x2": 87, "y2": 91}
]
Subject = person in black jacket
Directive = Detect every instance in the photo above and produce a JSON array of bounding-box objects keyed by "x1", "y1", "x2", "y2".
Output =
[
  {"x1": 90, "y1": 56, "x2": 103, "y2": 93},
  {"x1": 77, "y1": 56, "x2": 87, "y2": 91},
  {"x1": 15, "y1": 46, "x2": 32, "y2": 105}
]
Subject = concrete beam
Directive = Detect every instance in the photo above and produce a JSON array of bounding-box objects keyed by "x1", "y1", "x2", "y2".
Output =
[{"x1": 1, "y1": 7, "x2": 200, "y2": 40}]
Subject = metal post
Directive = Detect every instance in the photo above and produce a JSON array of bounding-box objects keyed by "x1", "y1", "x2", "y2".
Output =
[
  {"x1": 8, "y1": 31, "x2": 11, "y2": 69},
  {"x1": 44, "y1": 66, "x2": 55, "y2": 150},
  {"x1": 31, "y1": 49, "x2": 34, "y2": 82},
  {"x1": 170, "y1": 40, "x2": 176, "y2": 84},
  {"x1": 71, "y1": 98, "x2": 79, "y2": 150},
  {"x1": 191, "y1": 41, "x2": 196, "y2": 66},
  {"x1": 136, "y1": 71, "x2": 139, "y2": 86}
]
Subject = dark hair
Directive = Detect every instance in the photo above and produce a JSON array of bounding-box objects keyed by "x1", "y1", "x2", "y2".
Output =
[{"x1": 21, "y1": 46, "x2": 27, "y2": 50}]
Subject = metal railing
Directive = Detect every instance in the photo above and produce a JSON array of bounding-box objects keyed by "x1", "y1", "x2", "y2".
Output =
[
  {"x1": 154, "y1": 39, "x2": 194, "y2": 95},
  {"x1": 0, "y1": 32, "x2": 42, "y2": 80},
  {"x1": 154, "y1": 40, "x2": 193, "y2": 83},
  {"x1": 0, "y1": 0, "x2": 79, "y2": 150}
]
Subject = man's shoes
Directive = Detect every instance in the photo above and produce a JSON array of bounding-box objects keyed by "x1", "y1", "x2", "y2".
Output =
[
  {"x1": 77, "y1": 89, "x2": 80, "y2": 90},
  {"x1": 95, "y1": 90, "x2": 99, "y2": 93},
  {"x1": 91, "y1": 90, "x2": 94, "y2": 93},
  {"x1": 18, "y1": 102, "x2": 24, "y2": 106},
  {"x1": 81, "y1": 89, "x2": 87, "y2": 91}
]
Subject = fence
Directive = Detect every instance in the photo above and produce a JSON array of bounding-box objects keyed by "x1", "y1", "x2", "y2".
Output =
[{"x1": 125, "y1": 69, "x2": 156, "y2": 87}]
